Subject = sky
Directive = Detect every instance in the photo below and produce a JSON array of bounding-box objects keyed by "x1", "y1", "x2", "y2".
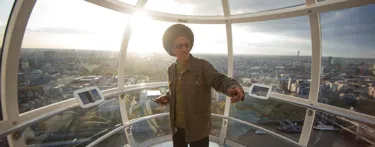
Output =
[{"x1": 0, "y1": 0, "x2": 374, "y2": 58}]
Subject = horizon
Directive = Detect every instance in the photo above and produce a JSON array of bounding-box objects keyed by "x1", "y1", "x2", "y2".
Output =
[{"x1": 17, "y1": 47, "x2": 375, "y2": 59}]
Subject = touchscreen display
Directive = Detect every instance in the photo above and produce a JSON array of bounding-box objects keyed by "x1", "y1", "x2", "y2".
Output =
[
  {"x1": 78, "y1": 89, "x2": 101, "y2": 104},
  {"x1": 251, "y1": 86, "x2": 269, "y2": 97}
]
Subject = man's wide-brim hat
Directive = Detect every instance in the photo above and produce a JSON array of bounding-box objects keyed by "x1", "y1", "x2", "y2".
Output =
[{"x1": 162, "y1": 24, "x2": 194, "y2": 56}]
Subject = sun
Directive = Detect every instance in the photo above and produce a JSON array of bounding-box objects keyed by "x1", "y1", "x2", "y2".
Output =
[
  {"x1": 127, "y1": 11, "x2": 159, "y2": 53},
  {"x1": 131, "y1": 11, "x2": 151, "y2": 26}
]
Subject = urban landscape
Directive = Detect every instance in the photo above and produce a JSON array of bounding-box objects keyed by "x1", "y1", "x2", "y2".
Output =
[{"x1": 1, "y1": 48, "x2": 374, "y2": 146}]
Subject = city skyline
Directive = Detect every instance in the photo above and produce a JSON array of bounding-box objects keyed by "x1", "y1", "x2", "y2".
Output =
[
  {"x1": 14, "y1": 48, "x2": 375, "y2": 59},
  {"x1": 0, "y1": 1, "x2": 374, "y2": 58}
]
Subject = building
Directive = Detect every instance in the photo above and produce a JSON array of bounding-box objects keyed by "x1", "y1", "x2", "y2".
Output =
[
  {"x1": 297, "y1": 50, "x2": 300, "y2": 61},
  {"x1": 326, "y1": 81, "x2": 346, "y2": 92},
  {"x1": 328, "y1": 56, "x2": 333, "y2": 66},
  {"x1": 369, "y1": 85, "x2": 375, "y2": 98},
  {"x1": 44, "y1": 51, "x2": 56, "y2": 62},
  {"x1": 19, "y1": 59, "x2": 30, "y2": 71},
  {"x1": 290, "y1": 83, "x2": 298, "y2": 93},
  {"x1": 287, "y1": 78, "x2": 292, "y2": 92}
]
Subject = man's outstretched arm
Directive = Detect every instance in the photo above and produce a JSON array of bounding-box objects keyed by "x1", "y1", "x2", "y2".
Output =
[{"x1": 202, "y1": 60, "x2": 244, "y2": 102}]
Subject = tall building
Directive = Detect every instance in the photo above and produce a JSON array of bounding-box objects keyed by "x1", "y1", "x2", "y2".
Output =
[
  {"x1": 287, "y1": 78, "x2": 292, "y2": 91},
  {"x1": 328, "y1": 56, "x2": 333, "y2": 66},
  {"x1": 297, "y1": 50, "x2": 300, "y2": 61}
]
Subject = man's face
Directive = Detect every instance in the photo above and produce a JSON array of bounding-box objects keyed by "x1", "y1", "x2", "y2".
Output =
[{"x1": 172, "y1": 36, "x2": 191, "y2": 61}]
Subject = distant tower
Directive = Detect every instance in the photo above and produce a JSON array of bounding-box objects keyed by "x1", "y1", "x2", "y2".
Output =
[
  {"x1": 328, "y1": 56, "x2": 333, "y2": 66},
  {"x1": 297, "y1": 50, "x2": 300, "y2": 61}
]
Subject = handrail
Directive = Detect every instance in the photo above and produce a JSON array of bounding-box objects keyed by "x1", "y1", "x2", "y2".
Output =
[
  {"x1": 1, "y1": 82, "x2": 374, "y2": 140},
  {"x1": 213, "y1": 114, "x2": 300, "y2": 147},
  {"x1": 105, "y1": 82, "x2": 168, "y2": 99},
  {"x1": 87, "y1": 113, "x2": 169, "y2": 147},
  {"x1": 0, "y1": 82, "x2": 168, "y2": 138},
  {"x1": 86, "y1": 113, "x2": 301, "y2": 147}
]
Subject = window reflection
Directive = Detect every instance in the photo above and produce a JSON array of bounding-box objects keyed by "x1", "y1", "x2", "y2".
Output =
[
  {"x1": 121, "y1": 88, "x2": 170, "y2": 143},
  {"x1": 210, "y1": 117, "x2": 223, "y2": 137},
  {"x1": 18, "y1": 0, "x2": 128, "y2": 113},
  {"x1": 131, "y1": 116, "x2": 171, "y2": 144},
  {"x1": 233, "y1": 16, "x2": 312, "y2": 99},
  {"x1": 227, "y1": 120, "x2": 297, "y2": 146},
  {"x1": 124, "y1": 88, "x2": 169, "y2": 120},
  {"x1": 309, "y1": 111, "x2": 374, "y2": 147},
  {"x1": 229, "y1": 94, "x2": 306, "y2": 141},
  {"x1": 23, "y1": 99, "x2": 122, "y2": 146},
  {"x1": 319, "y1": 5, "x2": 375, "y2": 117},
  {"x1": 96, "y1": 131, "x2": 129, "y2": 147}
]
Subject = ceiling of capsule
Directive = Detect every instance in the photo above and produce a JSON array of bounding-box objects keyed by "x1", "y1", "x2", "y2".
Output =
[
  {"x1": 119, "y1": 0, "x2": 306, "y2": 16},
  {"x1": 0, "y1": 0, "x2": 374, "y2": 58}
]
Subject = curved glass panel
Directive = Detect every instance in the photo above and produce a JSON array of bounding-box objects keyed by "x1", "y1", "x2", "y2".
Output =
[
  {"x1": 309, "y1": 111, "x2": 375, "y2": 146},
  {"x1": 229, "y1": 0, "x2": 305, "y2": 15},
  {"x1": 131, "y1": 115, "x2": 171, "y2": 145},
  {"x1": 0, "y1": 0, "x2": 15, "y2": 121},
  {"x1": 24, "y1": 98, "x2": 122, "y2": 146},
  {"x1": 127, "y1": 19, "x2": 227, "y2": 114},
  {"x1": 122, "y1": 87, "x2": 171, "y2": 143},
  {"x1": 126, "y1": 20, "x2": 174, "y2": 85},
  {"x1": 123, "y1": 87, "x2": 169, "y2": 120},
  {"x1": 227, "y1": 119, "x2": 298, "y2": 146},
  {"x1": 233, "y1": 16, "x2": 312, "y2": 99},
  {"x1": 319, "y1": 5, "x2": 375, "y2": 116},
  {"x1": 18, "y1": 0, "x2": 128, "y2": 113},
  {"x1": 210, "y1": 117, "x2": 223, "y2": 137},
  {"x1": 117, "y1": 0, "x2": 138, "y2": 6},
  {"x1": 95, "y1": 131, "x2": 128, "y2": 147},
  {"x1": 229, "y1": 94, "x2": 307, "y2": 141},
  {"x1": 144, "y1": 0, "x2": 224, "y2": 16}
]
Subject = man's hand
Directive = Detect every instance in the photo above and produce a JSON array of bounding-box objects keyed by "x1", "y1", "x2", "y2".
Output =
[
  {"x1": 227, "y1": 86, "x2": 244, "y2": 103},
  {"x1": 152, "y1": 95, "x2": 169, "y2": 105}
]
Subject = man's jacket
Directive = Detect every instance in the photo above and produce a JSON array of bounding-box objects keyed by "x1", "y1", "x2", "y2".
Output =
[{"x1": 164, "y1": 54, "x2": 243, "y2": 142}]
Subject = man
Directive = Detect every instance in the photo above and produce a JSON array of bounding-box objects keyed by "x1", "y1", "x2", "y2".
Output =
[{"x1": 154, "y1": 24, "x2": 244, "y2": 147}]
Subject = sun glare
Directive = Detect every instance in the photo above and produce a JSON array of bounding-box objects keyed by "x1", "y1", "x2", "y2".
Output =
[
  {"x1": 129, "y1": 11, "x2": 160, "y2": 53},
  {"x1": 132, "y1": 11, "x2": 151, "y2": 27}
]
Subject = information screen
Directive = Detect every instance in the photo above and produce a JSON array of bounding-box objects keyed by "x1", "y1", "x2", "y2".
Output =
[
  {"x1": 251, "y1": 86, "x2": 269, "y2": 97},
  {"x1": 74, "y1": 86, "x2": 104, "y2": 108},
  {"x1": 78, "y1": 89, "x2": 102, "y2": 104},
  {"x1": 249, "y1": 83, "x2": 272, "y2": 99}
]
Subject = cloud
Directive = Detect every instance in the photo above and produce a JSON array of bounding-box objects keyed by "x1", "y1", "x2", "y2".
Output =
[
  {"x1": 25, "y1": 27, "x2": 97, "y2": 35},
  {"x1": 232, "y1": 16, "x2": 311, "y2": 55},
  {"x1": 2, "y1": 0, "x2": 374, "y2": 58},
  {"x1": 229, "y1": 0, "x2": 305, "y2": 14},
  {"x1": 320, "y1": 4, "x2": 375, "y2": 58}
]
